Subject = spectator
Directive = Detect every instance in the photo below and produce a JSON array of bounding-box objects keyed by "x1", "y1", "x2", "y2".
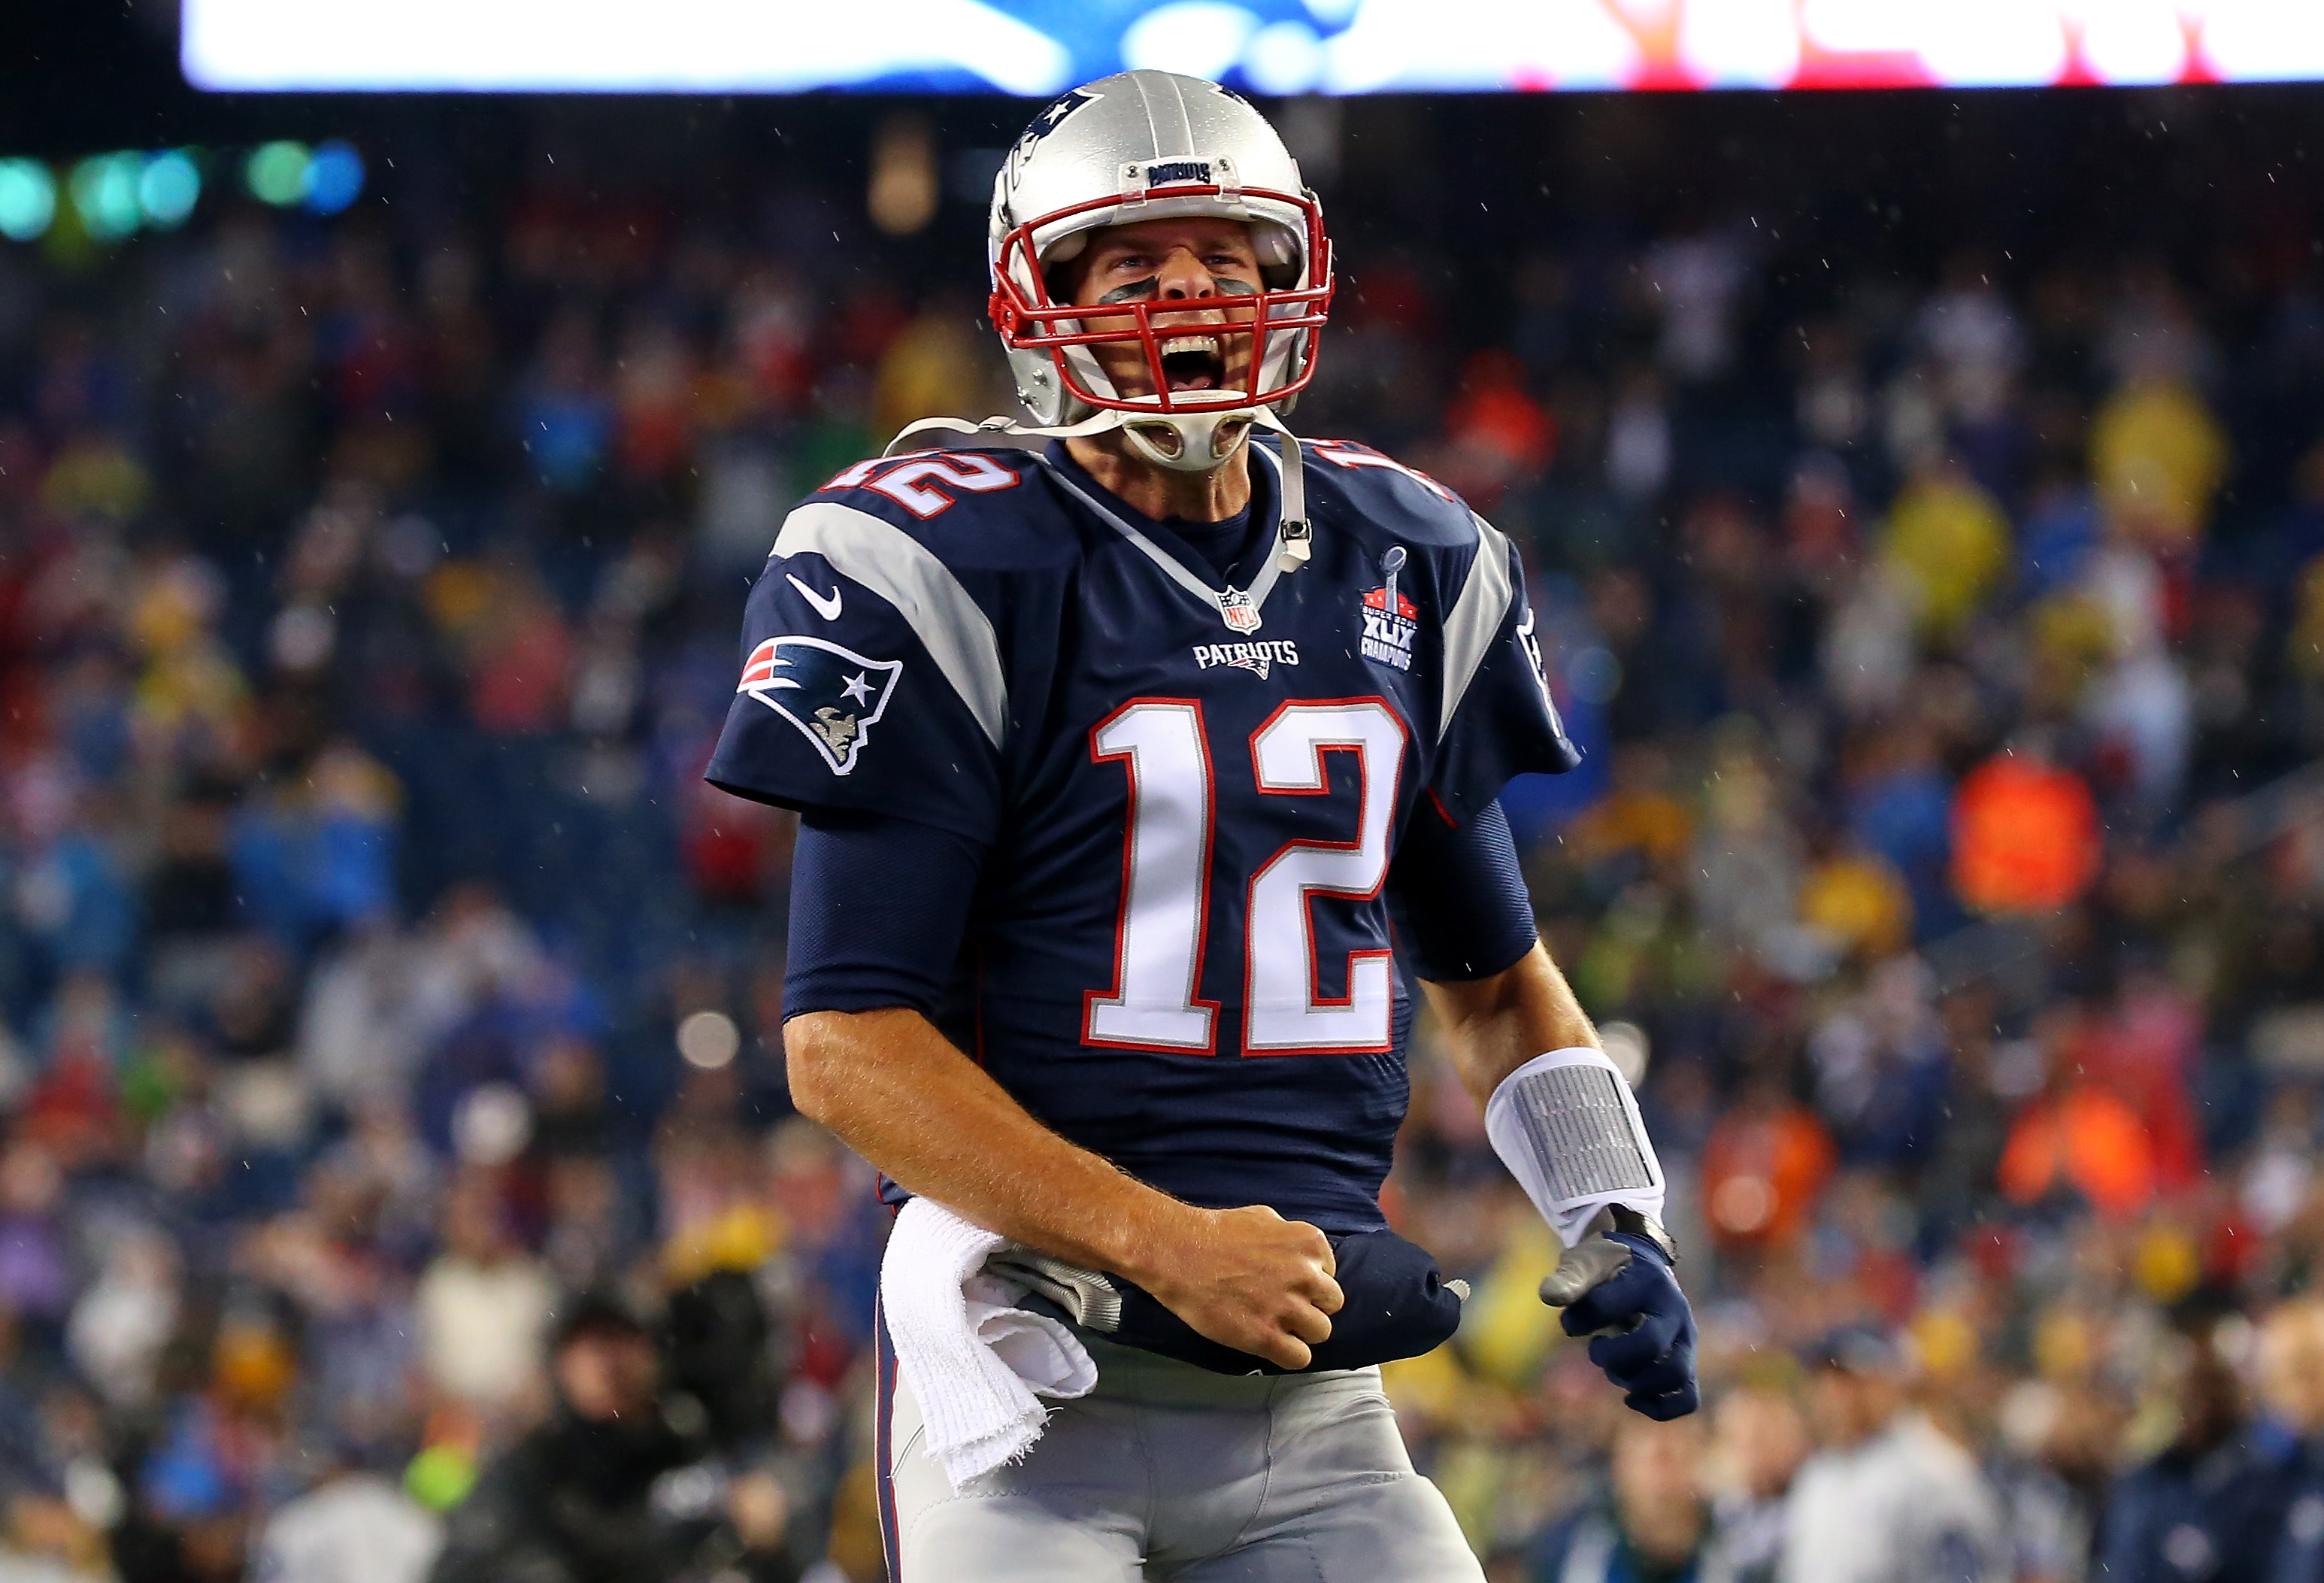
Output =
[
  {"x1": 2262, "y1": 1299, "x2": 2324, "y2": 1583},
  {"x1": 2099, "y1": 1320, "x2": 2292, "y2": 1583},
  {"x1": 1877, "y1": 464, "x2": 2011, "y2": 642},
  {"x1": 1698, "y1": 1076, "x2": 1836, "y2": 1259},
  {"x1": 1949, "y1": 751, "x2": 2102, "y2": 917},
  {"x1": 1995, "y1": 1008, "x2": 2159, "y2": 1221},
  {"x1": 1702, "y1": 1382, "x2": 1810, "y2": 1583},
  {"x1": 250, "y1": 1450, "x2": 442, "y2": 1583},
  {"x1": 1531, "y1": 1416, "x2": 1712, "y2": 1583},
  {"x1": 413, "y1": 1178, "x2": 555, "y2": 1428},
  {"x1": 1780, "y1": 1327, "x2": 2006, "y2": 1583},
  {"x1": 429, "y1": 1294, "x2": 798, "y2": 1583}
]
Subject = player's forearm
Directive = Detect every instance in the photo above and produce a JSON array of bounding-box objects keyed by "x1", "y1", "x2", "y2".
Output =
[
  {"x1": 783, "y1": 1006, "x2": 1195, "y2": 1282},
  {"x1": 1420, "y1": 942, "x2": 1599, "y2": 1109}
]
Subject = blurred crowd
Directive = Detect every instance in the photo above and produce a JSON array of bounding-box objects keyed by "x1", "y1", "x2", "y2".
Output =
[{"x1": 0, "y1": 96, "x2": 2321, "y2": 1581}]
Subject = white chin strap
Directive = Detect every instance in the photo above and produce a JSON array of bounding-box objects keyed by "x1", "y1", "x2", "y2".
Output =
[
  {"x1": 885, "y1": 406, "x2": 1311, "y2": 574},
  {"x1": 1117, "y1": 408, "x2": 1254, "y2": 472}
]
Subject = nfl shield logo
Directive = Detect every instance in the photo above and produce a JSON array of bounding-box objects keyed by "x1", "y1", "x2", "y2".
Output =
[{"x1": 1217, "y1": 586, "x2": 1263, "y2": 635}]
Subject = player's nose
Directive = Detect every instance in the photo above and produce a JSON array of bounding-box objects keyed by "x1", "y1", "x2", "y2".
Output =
[{"x1": 1153, "y1": 245, "x2": 1224, "y2": 306}]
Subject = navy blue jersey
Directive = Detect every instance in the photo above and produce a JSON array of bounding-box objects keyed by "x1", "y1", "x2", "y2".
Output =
[{"x1": 707, "y1": 436, "x2": 1578, "y2": 1233}]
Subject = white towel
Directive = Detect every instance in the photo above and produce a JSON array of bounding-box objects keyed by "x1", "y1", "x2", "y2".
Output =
[{"x1": 878, "y1": 1198, "x2": 1098, "y2": 1489}]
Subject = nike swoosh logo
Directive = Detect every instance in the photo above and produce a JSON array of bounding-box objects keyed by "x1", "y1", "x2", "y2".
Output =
[{"x1": 786, "y1": 574, "x2": 843, "y2": 621}]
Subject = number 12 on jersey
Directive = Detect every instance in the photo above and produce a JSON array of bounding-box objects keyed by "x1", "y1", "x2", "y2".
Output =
[{"x1": 1083, "y1": 698, "x2": 1407, "y2": 1057}]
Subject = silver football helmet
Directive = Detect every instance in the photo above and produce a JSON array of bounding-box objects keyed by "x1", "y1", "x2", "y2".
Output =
[{"x1": 985, "y1": 71, "x2": 1335, "y2": 473}]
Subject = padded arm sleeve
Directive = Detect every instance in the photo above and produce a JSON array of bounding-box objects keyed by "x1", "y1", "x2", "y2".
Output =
[
  {"x1": 1485, "y1": 1047, "x2": 1668, "y2": 1248},
  {"x1": 783, "y1": 809, "x2": 988, "y2": 1020}
]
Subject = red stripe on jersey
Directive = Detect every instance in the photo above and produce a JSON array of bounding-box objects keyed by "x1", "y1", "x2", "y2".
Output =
[{"x1": 738, "y1": 638, "x2": 779, "y2": 687}]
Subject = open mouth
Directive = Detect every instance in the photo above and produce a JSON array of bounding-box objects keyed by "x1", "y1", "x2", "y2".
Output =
[{"x1": 1159, "y1": 334, "x2": 1227, "y2": 393}]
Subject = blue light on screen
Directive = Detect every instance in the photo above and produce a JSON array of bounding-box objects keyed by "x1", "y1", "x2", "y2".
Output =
[{"x1": 182, "y1": 0, "x2": 2324, "y2": 94}]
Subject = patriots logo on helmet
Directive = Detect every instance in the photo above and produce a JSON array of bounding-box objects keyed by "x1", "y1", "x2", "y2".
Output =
[
  {"x1": 738, "y1": 635, "x2": 902, "y2": 776},
  {"x1": 1026, "y1": 88, "x2": 1093, "y2": 137},
  {"x1": 1014, "y1": 87, "x2": 1095, "y2": 161}
]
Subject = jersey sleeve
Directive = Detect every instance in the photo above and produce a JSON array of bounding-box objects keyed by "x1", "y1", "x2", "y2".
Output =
[
  {"x1": 1428, "y1": 518, "x2": 1581, "y2": 824},
  {"x1": 783, "y1": 808, "x2": 986, "y2": 1018},
  {"x1": 704, "y1": 499, "x2": 1007, "y2": 845},
  {"x1": 1388, "y1": 798, "x2": 1539, "y2": 982}
]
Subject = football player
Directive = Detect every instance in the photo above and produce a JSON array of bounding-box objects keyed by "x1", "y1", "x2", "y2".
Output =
[{"x1": 708, "y1": 71, "x2": 1695, "y2": 1581}]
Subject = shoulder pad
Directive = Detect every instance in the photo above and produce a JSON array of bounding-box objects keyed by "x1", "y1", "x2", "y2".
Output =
[
  {"x1": 809, "y1": 447, "x2": 1045, "y2": 520},
  {"x1": 1297, "y1": 438, "x2": 1480, "y2": 545},
  {"x1": 794, "y1": 447, "x2": 1068, "y2": 569}
]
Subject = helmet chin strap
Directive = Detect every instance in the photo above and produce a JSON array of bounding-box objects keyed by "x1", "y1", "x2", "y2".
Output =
[
  {"x1": 886, "y1": 405, "x2": 1311, "y2": 575},
  {"x1": 1117, "y1": 408, "x2": 1254, "y2": 472}
]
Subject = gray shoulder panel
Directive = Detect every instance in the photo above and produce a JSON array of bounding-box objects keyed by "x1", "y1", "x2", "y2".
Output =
[
  {"x1": 772, "y1": 502, "x2": 1007, "y2": 748},
  {"x1": 1438, "y1": 514, "x2": 1515, "y2": 743}
]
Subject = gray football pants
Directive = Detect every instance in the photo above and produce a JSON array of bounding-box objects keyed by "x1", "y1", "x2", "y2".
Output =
[{"x1": 876, "y1": 1320, "x2": 1486, "y2": 1581}]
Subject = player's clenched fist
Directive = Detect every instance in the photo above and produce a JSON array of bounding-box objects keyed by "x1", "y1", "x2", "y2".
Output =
[{"x1": 1135, "y1": 1204, "x2": 1344, "y2": 1372}]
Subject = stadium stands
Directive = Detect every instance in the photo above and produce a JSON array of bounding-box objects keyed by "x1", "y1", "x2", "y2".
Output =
[{"x1": 2, "y1": 91, "x2": 2322, "y2": 1579}]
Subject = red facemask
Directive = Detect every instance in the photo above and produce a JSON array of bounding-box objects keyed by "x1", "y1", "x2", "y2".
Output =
[{"x1": 989, "y1": 182, "x2": 1335, "y2": 417}]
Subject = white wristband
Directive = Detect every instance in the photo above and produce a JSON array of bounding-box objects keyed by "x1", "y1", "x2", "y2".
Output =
[{"x1": 1483, "y1": 1046, "x2": 1666, "y2": 1248}]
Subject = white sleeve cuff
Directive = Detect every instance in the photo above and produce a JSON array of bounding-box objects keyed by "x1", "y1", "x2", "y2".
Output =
[{"x1": 1483, "y1": 1045, "x2": 1666, "y2": 1248}]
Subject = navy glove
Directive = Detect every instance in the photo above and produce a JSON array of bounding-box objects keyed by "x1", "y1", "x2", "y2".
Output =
[{"x1": 1549, "y1": 1231, "x2": 1699, "y2": 1421}]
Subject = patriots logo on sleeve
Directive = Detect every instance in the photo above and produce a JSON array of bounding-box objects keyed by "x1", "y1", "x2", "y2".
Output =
[{"x1": 738, "y1": 636, "x2": 903, "y2": 776}]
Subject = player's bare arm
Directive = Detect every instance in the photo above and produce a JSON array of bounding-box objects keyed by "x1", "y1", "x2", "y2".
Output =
[
  {"x1": 785, "y1": 1006, "x2": 1344, "y2": 1371},
  {"x1": 1419, "y1": 938, "x2": 1698, "y2": 1409},
  {"x1": 1420, "y1": 940, "x2": 1601, "y2": 1105}
]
